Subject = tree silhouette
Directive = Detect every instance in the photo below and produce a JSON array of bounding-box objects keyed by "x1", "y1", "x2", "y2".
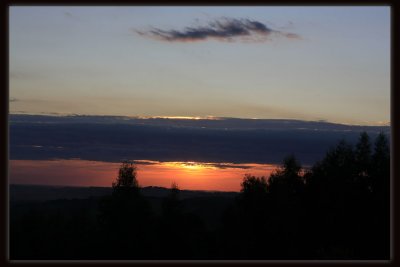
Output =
[
  {"x1": 369, "y1": 132, "x2": 390, "y2": 259},
  {"x1": 353, "y1": 132, "x2": 373, "y2": 195},
  {"x1": 355, "y1": 132, "x2": 371, "y2": 177},
  {"x1": 268, "y1": 154, "x2": 304, "y2": 196},
  {"x1": 157, "y1": 182, "x2": 207, "y2": 259},
  {"x1": 267, "y1": 155, "x2": 306, "y2": 258},
  {"x1": 98, "y1": 161, "x2": 154, "y2": 259},
  {"x1": 161, "y1": 182, "x2": 181, "y2": 217},
  {"x1": 114, "y1": 160, "x2": 138, "y2": 187},
  {"x1": 240, "y1": 174, "x2": 268, "y2": 201},
  {"x1": 371, "y1": 132, "x2": 390, "y2": 194},
  {"x1": 220, "y1": 174, "x2": 270, "y2": 259}
]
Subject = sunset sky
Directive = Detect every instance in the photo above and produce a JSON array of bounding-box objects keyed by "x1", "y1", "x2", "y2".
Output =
[
  {"x1": 9, "y1": 159, "x2": 276, "y2": 191},
  {"x1": 10, "y1": 6, "x2": 390, "y2": 125}
]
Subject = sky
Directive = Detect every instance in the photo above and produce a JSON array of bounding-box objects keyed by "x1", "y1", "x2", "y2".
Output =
[{"x1": 9, "y1": 6, "x2": 390, "y2": 126}]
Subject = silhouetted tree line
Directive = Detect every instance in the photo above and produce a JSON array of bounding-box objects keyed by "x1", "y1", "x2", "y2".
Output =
[
  {"x1": 9, "y1": 132, "x2": 390, "y2": 260},
  {"x1": 220, "y1": 132, "x2": 389, "y2": 259}
]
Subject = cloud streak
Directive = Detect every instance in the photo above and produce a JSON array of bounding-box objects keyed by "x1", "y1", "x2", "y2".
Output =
[
  {"x1": 136, "y1": 17, "x2": 300, "y2": 43},
  {"x1": 63, "y1": 11, "x2": 81, "y2": 21}
]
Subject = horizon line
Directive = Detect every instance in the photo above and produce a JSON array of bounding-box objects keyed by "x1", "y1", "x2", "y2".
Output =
[{"x1": 9, "y1": 112, "x2": 390, "y2": 127}]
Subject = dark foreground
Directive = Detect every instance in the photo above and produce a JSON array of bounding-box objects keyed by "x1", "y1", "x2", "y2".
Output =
[{"x1": 9, "y1": 133, "x2": 390, "y2": 260}]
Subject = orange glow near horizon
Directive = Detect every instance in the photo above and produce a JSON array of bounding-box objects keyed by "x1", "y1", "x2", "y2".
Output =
[{"x1": 9, "y1": 159, "x2": 278, "y2": 192}]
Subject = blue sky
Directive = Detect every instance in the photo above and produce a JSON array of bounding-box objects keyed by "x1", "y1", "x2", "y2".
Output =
[{"x1": 9, "y1": 6, "x2": 390, "y2": 125}]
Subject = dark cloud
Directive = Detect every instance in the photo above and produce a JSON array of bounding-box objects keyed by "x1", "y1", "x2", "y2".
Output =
[
  {"x1": 9, "y1": 115, "x2": 389, "y2": 165},
  {"x1": 136, "y1": 17, "x2": 300, "y2": 43},
  {"x1": 208, "y1": 163, "x2": 252, "y2": 169},
  {"x1": 133, "y1": 160, "x2": 159, "y2": 166}
]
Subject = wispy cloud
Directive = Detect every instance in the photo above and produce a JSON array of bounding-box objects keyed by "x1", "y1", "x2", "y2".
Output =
[
  {"x1": 64, "y1": 11, "x2": 78, "y2": 19},
  {"x1": 135, "y1": 17, "x2": 300, "y2": 43},
  {"x1": 63, "y1": 11, "x2": 82, "y2": 21},
  {"x1": 64, "y1": 11, "x2": 74, "y2": 18},
  {"x1": 10, "y1": 97, "x2": 18, "y2": 102}
]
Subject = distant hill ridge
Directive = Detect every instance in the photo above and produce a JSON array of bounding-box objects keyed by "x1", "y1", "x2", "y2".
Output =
[{"x1": 9, "y1": 184, "x2": 238, "y2": 203}]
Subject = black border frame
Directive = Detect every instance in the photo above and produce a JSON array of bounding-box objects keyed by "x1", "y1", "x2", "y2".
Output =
[{"x1": 1, "y1": 1, "x2": 398, "y2": 266}]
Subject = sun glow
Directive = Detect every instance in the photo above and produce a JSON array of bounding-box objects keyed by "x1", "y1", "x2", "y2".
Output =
[
  {"x1": 163, "y1": 161, "x2": 216, "y2": 171},
  {"x1": 10, "y1": 159, "x2": 278, "y2": 192},
  {"x1": 178, "y1": 162, "x2": 204, "y2": 170},
  {"x1": 133, "y1": 116, "x2": 222, "y2": 120}
]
